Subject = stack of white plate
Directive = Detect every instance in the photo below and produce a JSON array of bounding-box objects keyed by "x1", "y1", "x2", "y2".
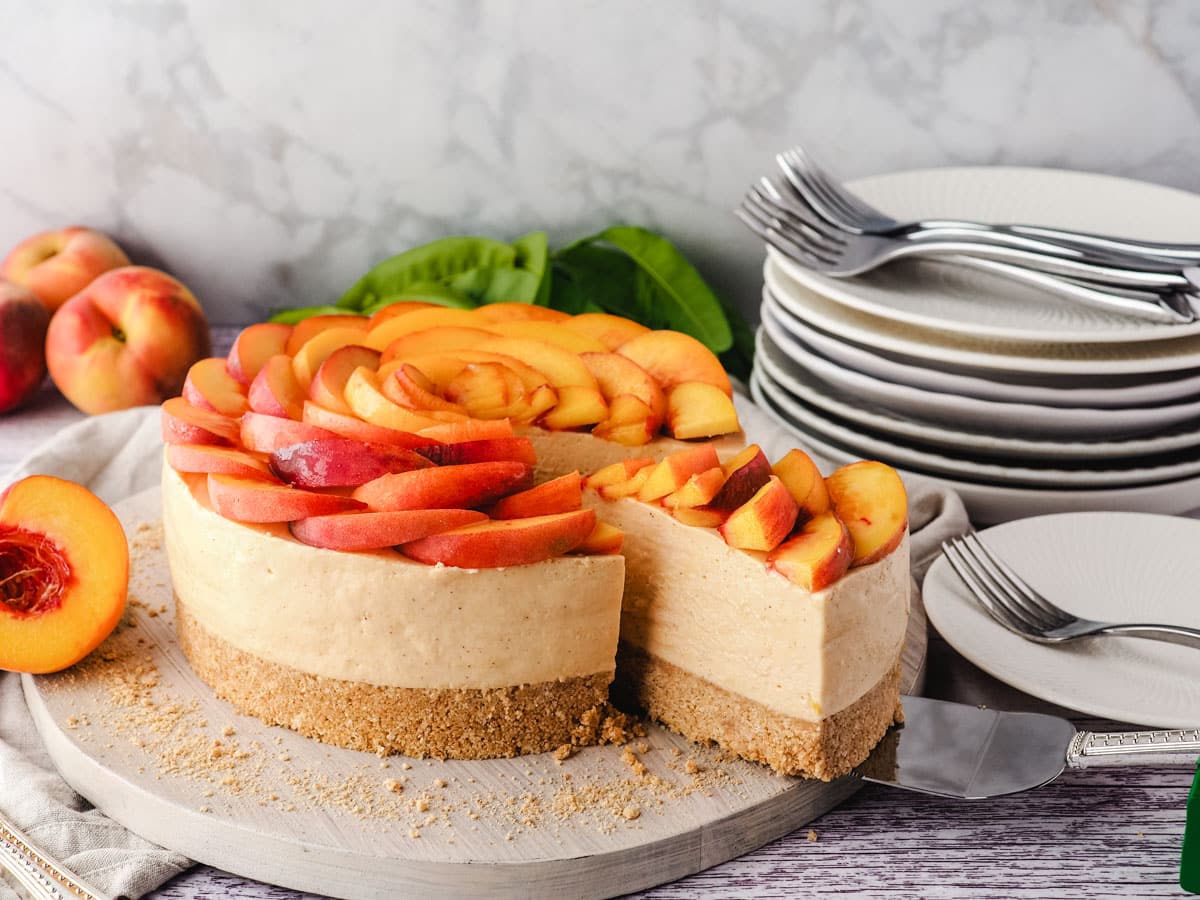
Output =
[{"x1": 748, "y1": 167, "x2": 1200, "y2": 524}]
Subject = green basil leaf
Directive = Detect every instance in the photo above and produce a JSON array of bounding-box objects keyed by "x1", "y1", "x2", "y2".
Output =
[
  {"x1": 595, "y1": 226, "x2": 733, "y2": 353},
  {"x1": 338, "y1": 237, "x2": 517, "y2": 310},
  {"x1": 512, "y1": 231, "x2": 552, "y2": 306},
  {"x1": 362, "y1": 283, "x2": 477, "y2": 315},
  {"x1": 549, "y1": 245, "x2": 641, "y2": 318},
  {"x1": 448, "y1": 267, "x2": 541, "y2": 305},
  {"x1": 268, "y1": 305, "x2": 356, "y2": 325}
]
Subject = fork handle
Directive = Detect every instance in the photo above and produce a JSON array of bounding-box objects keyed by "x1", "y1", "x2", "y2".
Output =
[
  {"x1": 0, "y1": 811, "x2": 107, "y2": 900},
  {"x1": 1067, "y1": 729, "x2": 1200, "y2": 769},
  {"x1": 1087, "y1": 622, "x2": 1200, "y2": 650}
]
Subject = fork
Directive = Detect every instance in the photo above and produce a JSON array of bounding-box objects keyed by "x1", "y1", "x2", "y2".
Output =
[
  {"x1": 738, "y1": 186, "x2": 1198, "y2": 324},
  {"x1": 941, "y1": 532, "x2": 1200, "y2": 649},
  {"x1": 777, "y1": 144, "x2": 1200, "y2": 269},
  {"x1": 0, "y1": 809, "x2": 107, "y2": 899}
]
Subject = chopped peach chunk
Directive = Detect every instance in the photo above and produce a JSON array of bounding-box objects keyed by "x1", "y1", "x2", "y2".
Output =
[
  {"x1": 488, "y1": 472, "x2": 582, "y2": 519},
  {"x1": 182, "y1": 357, "x2": 249, "y2": 417},
  {"x1": 617, "y1": 330, "x2": 732, "y2": 396},
  {"x1": 665, "y1": 381, "x2": 739, "y2": 439},
  {"x1": 718, "y1": 476, "x2": 799, "y2": 552},
  {"x1": 207, "y1": 474, "x2": 365, "y2": 523},
  {"x1": 227, "y1": 322, "x2": 292, "y2": 385},
  {"x1": 637, "y1": 443, "x2": 721, "y2": 502},
  {"x1": 401, "y1": 509, "x2": 595, "y2": 568},
  {"x1": 825, "y1": 461, "x2": 908, "y2": 567},
  {"x1": 767, "y1": 511, "x2": 855, "y2": 591}
]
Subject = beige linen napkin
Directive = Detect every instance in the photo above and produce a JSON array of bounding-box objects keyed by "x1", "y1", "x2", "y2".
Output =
[{"x1": 0, "y1": 399, "x2": 968, "y2": 899}]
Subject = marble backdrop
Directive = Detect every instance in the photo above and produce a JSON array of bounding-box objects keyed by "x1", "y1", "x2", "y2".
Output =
[{"x1": 2, "y1": 0, "x2": 1198, "y2": 323}]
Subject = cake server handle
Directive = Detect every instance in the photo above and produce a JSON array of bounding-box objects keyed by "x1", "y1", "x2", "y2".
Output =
[
  {"x1": 1066, "y1": 728, "x2": 1200, "y2": 768},
  {"x1": 0, "y1": 810, "x2": 109, "y2": 900}
]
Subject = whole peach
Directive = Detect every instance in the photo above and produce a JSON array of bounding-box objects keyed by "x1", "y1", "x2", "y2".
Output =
[
  {"x1": 0, "y1": 279, "x2": 50, "y2": 413},
  {"x1": 1, "y1": 226, "x2": 130, "y2": 313},
  {"x1": 46, "y1": 266, "x2": 211, "y2": 415}
]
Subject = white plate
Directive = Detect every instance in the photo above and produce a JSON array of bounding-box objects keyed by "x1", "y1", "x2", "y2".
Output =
[
  {"x1": 763, "y1": 259, "x2": 1200, "y2": 376},
  {"x1": 924, "y1": 512, "x2": 1200, "y2": 727},
  {"x1": 761, "y1": 290, "x2": 1200, "y2": 409},
  {"x1": 769, "y1": 166, "x2": 1200, "y2": 344},
  {"x1": 758, "y1": 310, "x2": 1200, "y2": 455},
  {"x1": 751, "y1": 365, "x2": 1200, "y2": 488},
  {"x1": 749, "y1": 376, "x2": 1200, "y2": 524}
]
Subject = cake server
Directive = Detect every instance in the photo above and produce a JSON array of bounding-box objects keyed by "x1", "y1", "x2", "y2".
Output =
[{"x1": 856, "y1": 696, "x2": 1200, "y2": 800}]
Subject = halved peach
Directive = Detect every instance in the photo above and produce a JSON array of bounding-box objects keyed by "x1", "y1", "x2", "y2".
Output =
[
  {"x1": 380, "y1": 326, "x2": 496, "y2": 361},
  {"x1": 352, "y1": 461, "x2": 534, "y2": 511},
  {"x1": 401, "y1": 509, "x2": 595, "y2": 568},
  {"x1": 182, "y1": 357, "x2": 249, "y2": 417},
  {"x1": 670, "y1": 506, "x2": 727, "y2": 529},
  {"x1": 290, "y1": 508, "x2": 487, "y2": 551},
  {"x1": 207, "y1": 474, "x2": 365, "y2": 522},
  {"x1": 662, "y1": 466, "x2": 726, "y2": 509},
  {"x1": 718, "y1": 476, "x2": 799, "y2": 552},
  {"x1": 665, "y1": 381, "x2": 739, "y2": 439},
  {"x1": 583, "y1": 457, "x2": 654, "y2": 491},
  {"x1": 309, "y1": 345, "x2": 381, "y2": 415},
  {"x1": 343, "y1": 367, "x2": 446, "y2": 431},
  {"x1": 563, "y1": 313, "x2": 650, "y2": 350},
  {"x1": 241, "y1": 411, "x2": 339, "y2": 454},
  {"x1": 270, "y1": 438, "x2": 433, "y2": 488},
  {"x1": 473, "y1": 303, "x2": 570, "y2": 324},
  {"x1": 366, "y1": 301, "x2": 439, "y2": 329},
  {"x1": 773, "y1": 449, "x2": 831, "y2": 523},
  {"x1": 365, "y1": 308, "x2": 483, "y2": 351},
  {"x1": 486, "y1": 321, "x2": 607, "y2": 354},
  {"x1": 0, "y1": 476, "x2": 128, "y2": 674},
  {"x1": 249, "y1": 354, "x2": 306, "y2": 420},
  {"x1": 227, "y1": 322, "x2": 293, "y2": 384},
  {"x1": 292, "y1": 327, "x2": 374, "y2": 392},
  {"x1": 488, "y1": 472, "x2": 582, "y2": 519},
  {"x1": 161, "y1": 397, "x2": 240, "y2": 446},
  {"x1": 166, "y1": 444, "x2": 277, "y2": 481},
  {"x1": 637, "y1": 443, "x2": 721, "y2": 502},
  {"x1": 284, "y1": 314, "x2": 368, "y2": 357},
  {"x1": 767, "y1": 511, "x2": 855, "y2": 591},
  {"x1": 417, "y1": 418, "x2": 514, "y2": 443},
  {"x1": 825, "y1": 461, "x2": 908, "y2": 567},
  {"x1": 302, "y1": 401, "x2": 438, "y2": 450},
  {"x1": 617, "y1": 330, "x2": 732, "y2": 396},
  {"x1": 710, "y1": 445, "x2": 771, "y2": 512},
  {"x1": 569, "y1": 520, "x2": 623, "y2": 555},
  {"x1": 419, "y1": 437, "x2": 537, "y2": 468}
]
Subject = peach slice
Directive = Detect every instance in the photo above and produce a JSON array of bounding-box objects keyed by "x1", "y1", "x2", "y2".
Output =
[
  {"x1": 352, "y1": 461, "x2": 534, "y2": 511},
  {"x1": 309, "y1": 345, "x2": 381, "y2": 415},
  {"x1": 767, "y1": 511, "x2": 855, "y2": 592},
  {"x1": 581, "y1": 351, "x2": 666, "y2": 441},
  {"x1": 161, "y1": 397, "x2": 240, "y2": 446},
  {"x1": 637, "y1": 443, "x2": 721, "y2": 502},
  {"x1": 488, "y1": 472, "x2": 582, "y2": 519},
  {"x1": 825, "y1": 461, "x2": 908, "y2": 567},
  {"x1": 380, "y1": 326, "x2": 496, "y2": 361},
  {"x1": 207, "y1": 474, "x2": 365, "y2": 523},
  {"x1": 473, "y1": 303, "x2": 570, "y2": 324},
  {"x1": 442, "y1": 362, "x2": 529, "y2": 420},
  {"x1": 302, "y1": 401, "x2": 438, "y2": 450},
  {"x1": 670, "y1": 506, "x2": 728, "y2": 529},
  {"x1": 591, "y1": 395, "x2": 658, "y2": 446},
  {"x1": 583, "y1": 457, "x2": 655, "y2": 491},
  {"x1": 401, "y1": 509, "x2": 595, "y2": 568},
  {"x1": 597, "y1": 466, "x2": 653, "y2": 500},
  {"x1": 773, "y1": 449, "x2": 831, "y2": 523},
  {"x1": 240, "y1": 411, "x2": 339, "y2": 454},
  {"x1": 563, "y1": 313, "x2": 650, "y2": 350},
  {"x1": 291, "y1": 508, "x2": 487, "y2": 551},
  {"x1": 662, "y1": 466, "x2": 726, "y2": 509},
  {"x1": 292, "y1": 327, "x2": 374, "y2": 392},
  {"x1": 248, "y1": 354, "x2": 306, "y2": 420},
  {"x1": 665, "y1": 381, "x2": 740, "y2": 439},
  {"x1": 486, "y1": 321, "x2": 607, "y2": 354},
  {"x1": 718, "y1": 476, "x2": 800, "y2": 552},
  {"x1": 569, "y1": 520, "x2": 623, "y2": 555},
  {"x1": 365, "y1": 308, "x2": 483, "y2": 351},
  {"x1": 418, "y1": 437, "x2": 537, "y2": 468},
  {"x1": 710, "y1": 444, "x2": 771, "y2": 512},
  {"x1": 270, "y1": 438, "x2": 433, "y2": 488},
  {"x1": 0, "y1": 475, "x2": 128, "y2": 674},
  {"x1": 343, "y1": 367, "x2": 446, "y2": 431},
  {"x1": 227, "y1": 322, "x2": 292, "y2": 384},
  {"x1": 284, "y1": 314, "x2": 368, "y2": 357},
  {"x1": 540, "y1": 385, "x2": 609, "y2": 431},
  {"x1": 182, "y1": 357, "x2": 249, "y2": 417},
  {"x1": 382, "y1": 364, "x2": 470, "y2": 416},
  {"x1": 166, "y1": 444, "x2": 277, "y2": 481},
  {"x1": 366, "y1": 301, "x2": 439, "y2": 328},
  {"x1": 617, "y1": 330, "x2": 732, "y2": 396},
  {"x1": 417, "y1": 418, "x2": 514, "y2": 443}
]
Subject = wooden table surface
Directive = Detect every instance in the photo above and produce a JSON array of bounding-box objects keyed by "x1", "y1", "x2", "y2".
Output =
[{"x1": 0, "y1": 325, "x2": 1192, "y2": 899}]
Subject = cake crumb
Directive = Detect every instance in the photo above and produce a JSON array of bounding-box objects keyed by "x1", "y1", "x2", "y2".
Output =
[
  {"x1": 621, "y1": 747, "x2": 647, "y2": 777},
  {"x1": 221, "y1": 725, "x2": 235, "y2": 737},
  {"x1": 432, "y1": 778, "x2": 446, "y2": 789},
  {"x1": 621, "y1": 805, "x2": 641, "y2": 821},
  {"x1": 685, "y1": 760, "x2": 704, "y2": 775},
  {"x1": 552, "y1": 744, "x2": 573, "y2": 764},
  {"x1": 409, "y1": 828, "x2": 420, "y2": 839},
  {"x1": 807, "y1": 829, "x2": 818, "y2": 842},
  {"x1": 401, "y1": 762, "x2": 413, "y2": 770},
  {"x1": 384, "y1": 779, "x2": 403, "y2": 794}
]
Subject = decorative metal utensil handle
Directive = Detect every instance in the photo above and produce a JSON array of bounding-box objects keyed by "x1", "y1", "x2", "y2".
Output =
[
  {"x1": 0, "y1": 811, "x2": 108, "y2": 900},
  {"x1": 1067, "y1": 729, "x2": 1200, "y2": 769}
]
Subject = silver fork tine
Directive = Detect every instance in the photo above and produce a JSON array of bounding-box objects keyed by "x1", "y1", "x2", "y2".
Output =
[
  {"x1": 941, "y1": 540, "x2": 1038, "y2": 637},
  {"x1": 775, "y1": 151, "x2": 851, "y2": 230},
  {"x1": 781, "y1": 147, "x2": 869, "y2": 227},
  {"x1": 787, "y1": 145, "x2": 880, "y2": 222},
  {"x1": 955, "y1": 535, "x2": 1062, "y2": 632},
  {"x1": 739, "y1": 195, "x2": 844, "y2": 266},
  {"x1": 962, "y1": 533, "x2": 1075, "y2": 628},
  {"x1": 734, "y1": 205, "x2": 832, "y2": 269},
  {"x1": 944, "y1": 538, "x2": 1048, "y2": 632},
  {"x1": 747, "y1": 185, "x2": 847, "y2": 252}
]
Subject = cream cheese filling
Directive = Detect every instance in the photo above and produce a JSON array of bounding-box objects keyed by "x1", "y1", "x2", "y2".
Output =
[
  {"x1": 162, "y1": 462, "x2": 625, "y2": 690},
  {"x1": 590, "y1": 494, "x2": 910, "y2": 722}
]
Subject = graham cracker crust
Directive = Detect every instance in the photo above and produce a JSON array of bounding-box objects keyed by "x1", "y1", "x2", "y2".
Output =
[
  {"x1": 615, "y1": 643, "x2": 902, "y2": 780},
  {"x1": 176, "y1": 599, "x2": 612, "y2": 760}
]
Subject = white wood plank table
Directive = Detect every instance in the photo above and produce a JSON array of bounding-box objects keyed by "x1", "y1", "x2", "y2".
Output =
[{"x1": 0, "y1": 325, "x2": 1191, "y2": 899}]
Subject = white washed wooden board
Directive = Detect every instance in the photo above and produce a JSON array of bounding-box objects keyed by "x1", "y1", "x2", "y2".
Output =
[{"x1": 24, "y1": 488, "x2": 926, "y2": 900}]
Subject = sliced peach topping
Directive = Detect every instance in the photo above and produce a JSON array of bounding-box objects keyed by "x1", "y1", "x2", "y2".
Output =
[
  {"x1": 662, "y1": 466, "x2": 726, "y2": 509},
  {"x1": 562, "y1": 313, "x2": 650, "y2": 350},
  {"x1": 825, "y1": 461, "x2": 908, "y2": 567},
  {"x1": 343, "y1": 367, "x2": 447, "y2": 431},
  {"x1": 638, "y1": 443, "x2": 721, "y2": 502},
  {"x1": 710, "y1": 444, "x2": 771, "y2": 511},
  {"x1": 486, "y1": 321, "x2": 608, "y2": 354},
  {"x1": 161, "y1": 397, "x2": 240, "y2": 446},
  {"x1": 207, "y1": 474, "x2": 365, "y2": 523},
  {"x1": 401, "y1": 509, "x2": 596, "y2": 568},
  {"x1": 473, "y1": 303, "x2": 570, "y2": 324},
  {"x1": 718, "y1": 475, "x2": 799, "y2": 552},
  {"x1": 291, "y1": 508, "x2": 486, "y2": 552},
  {"x1": 270, "y1": 438, "x2": 433, "y2": 488},
  {"x1": 227, "y1": 322, "x2": 293, "y2": 385},
  {"x1": 419, "y1": 437, "x2": 537, "y2": 468},
  {"x1": 301, "y1": 401, "x2": 438, "y2": 450},
  {"x1": 597, "y1": 465, "x2": 653, "y2": 500},
  {"x1": 773, "y1": 449, "x2": 831, "y2": 524},
  {"x1": 488, "y1": 472, "x2": 582, "y2": 519},
  {"x1": 570, "y1": 520, "x2": 623, "y2": 555},
  {"x1": 767, "y1": 511, "x2": 855, "y2": 592},
  {"x1": 380, "y1": 326, "x2": 496, "y2": 360},
  {"x1": 669, "y1": 506, "x2": 727, "y2": 529},
  {"x1": 665, "y1": 381, "x2": 739, "y2": 439},
  {"x1": 366, "y1": 301, "x2": 440, "y2": 328},
  {"x1": 583, "y1": 457, "x2": 654, "y2": 491},
  {"x1": 291, "y1": 327, "x2": 374, "y2": 392},
  {"x1": 0, "y1": 476, "x2": 128, "y2": 674},
  {"x1": 182, "y1": 357, "x2": 249, "y2": 418},
  {"x1": 417, "y1": 418, "x2": 514, "y2": 443},
  {"x1": 309, "y1": 345, "x2": 381, "y2": 415},
  {"x1": 248, "y1": 354, "x2": 307, "y2": 420},
  {"x1": 365, "y1": 308, "x2": 483, "y2": 351},
  {"x1": 352, "y1": 461, "x2": 533, "y2": 511},
  {"x1": 617, "y1": 330, "x2": 732, "y2": 396},
  {"x1": 382, "y1": 364, "x2": 470, "y2": 416},
  {"x1": 284, "y1": 314, "x2": 368, "y2": 357},
  {"x1": 240, "y1": 411, "x2": 339, "y2": 454},
  {"x1": 166, "y1": 444, "x2": 277, "y2": 482}
]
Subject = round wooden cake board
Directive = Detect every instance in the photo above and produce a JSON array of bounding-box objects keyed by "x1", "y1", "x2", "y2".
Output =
[{"x1": 25, "y1": 488, "x2": 926, "y2": 900}]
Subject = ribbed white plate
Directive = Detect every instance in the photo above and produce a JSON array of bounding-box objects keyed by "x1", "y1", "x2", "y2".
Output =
[
  {"x1": 770, "y1": 166, "x2": 1200, "y2": 344},
  {"x1": 924, "y1": 512, "x2": 1200, "y2": 727},
  {"x1": 758, "y1": 309, "x2": 1200, "y2": 458},
  {"x1": 761, "y1": 290, "x2": 1200, "y2": 409}
]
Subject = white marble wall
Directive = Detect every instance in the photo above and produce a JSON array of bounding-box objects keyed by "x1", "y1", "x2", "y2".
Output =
[{"x1": 2, "y1": 0, "x2": 1198, "y2": 323}]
